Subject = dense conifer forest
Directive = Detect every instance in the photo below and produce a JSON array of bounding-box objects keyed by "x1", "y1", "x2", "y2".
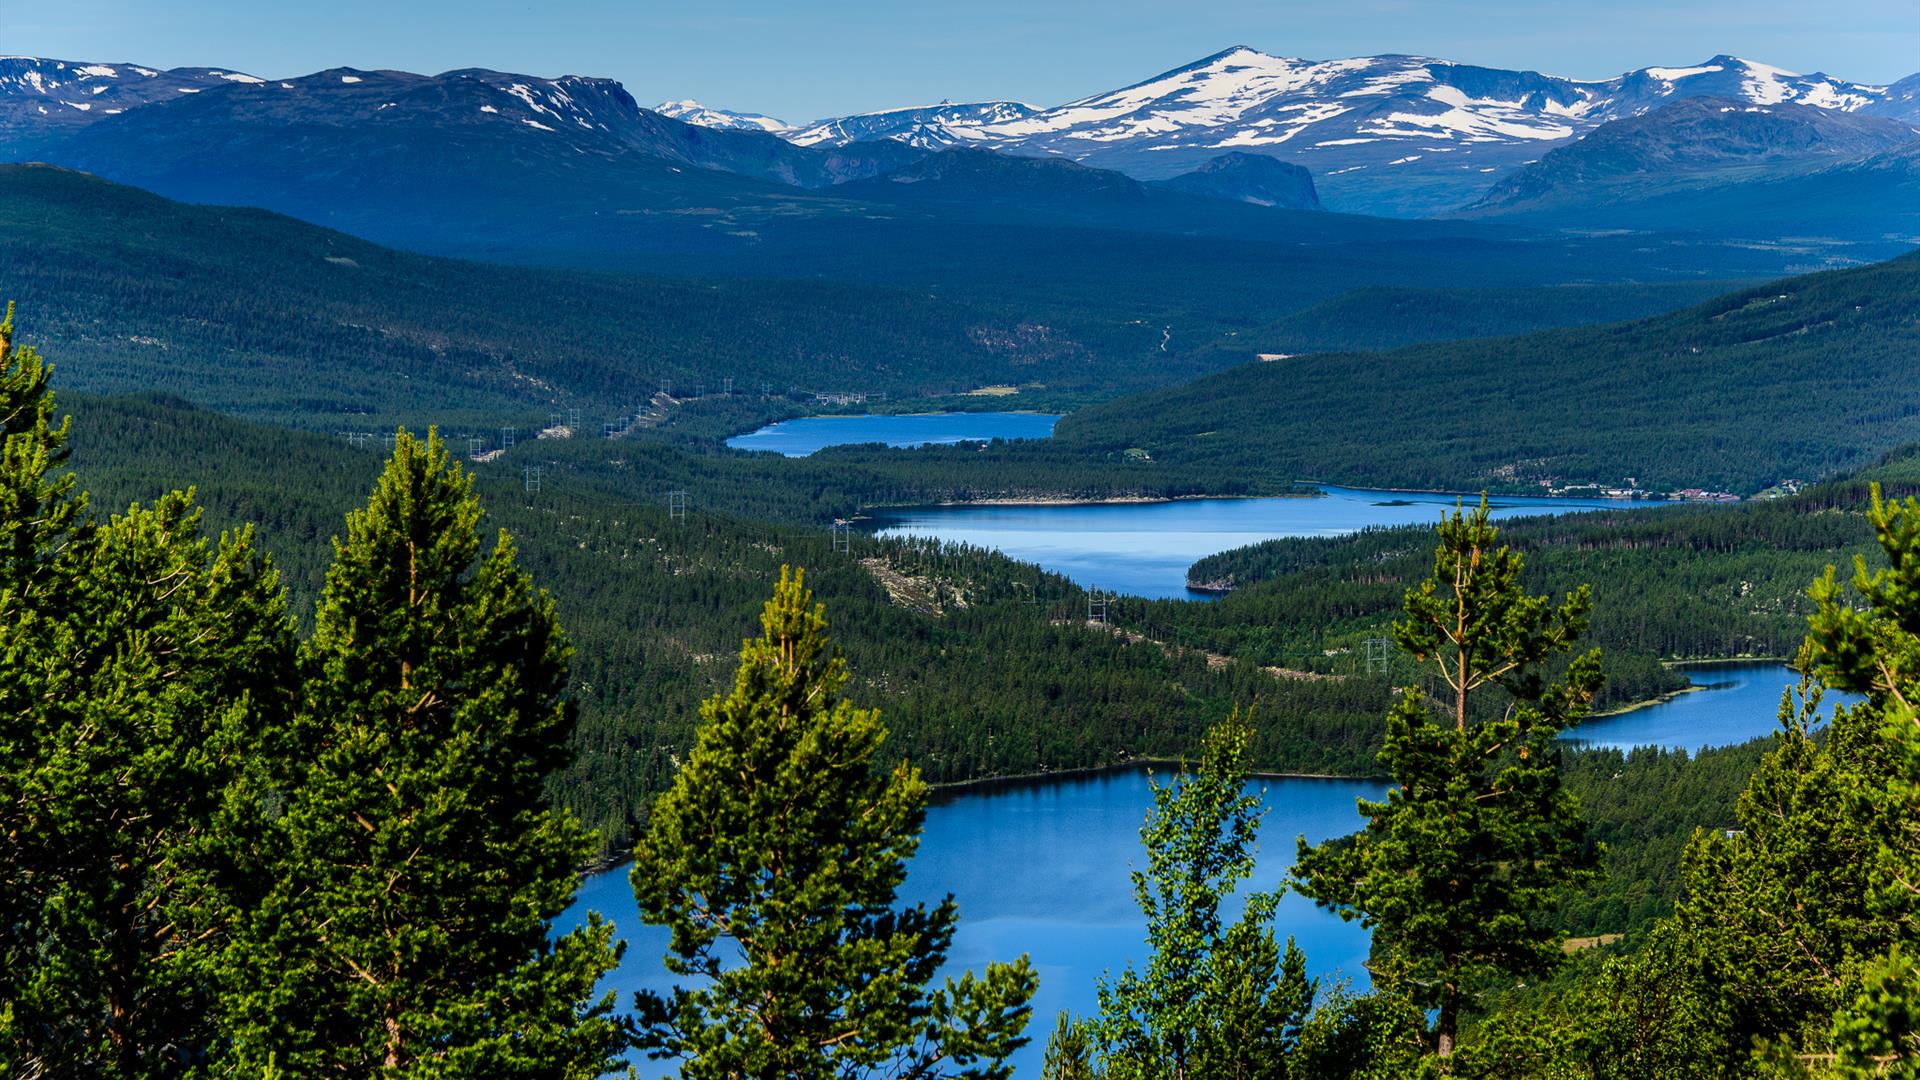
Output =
[
  {"x1": 54, "y1": 380, "x2": 1900, "y2": 974},
  {"x1": 65, "y1": 392, "x2": 1383, "y2": 857},
  {"x1": 941, "y1": 251, "x2": 1920, "y2": 497}
]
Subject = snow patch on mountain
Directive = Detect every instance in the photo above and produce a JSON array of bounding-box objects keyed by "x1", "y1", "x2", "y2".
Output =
[{"x1": 653, "y1": 99, "x2": 790, "y2": 133}]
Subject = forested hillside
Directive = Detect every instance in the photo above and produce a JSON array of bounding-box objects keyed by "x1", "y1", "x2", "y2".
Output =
[
  {"x1": 67, "y1": 393, "x2": 1387, "y2": 857},
  {"x1": 0, "y1": 165, "x2": 1180, "y2": 425},
  {"x1": 71, "y1": 386, "x2": 1917, "y2": 870},
  {"x1": 1200, "y1": 279, "x2": 1758, "y2": 356},
  {"x1": 3, "y1": 165, "x2": 1789, "y2": 437},
  {"x1": 1036, "y1": 250, "x2": 1920, "y2": 495}
]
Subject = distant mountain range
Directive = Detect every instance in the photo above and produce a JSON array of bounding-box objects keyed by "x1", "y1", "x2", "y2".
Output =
[
  {"x1": 671, "y1": 47, "x2": 1920, "y2": 214},
  {"x1": 0, "y1": 48, "x2": 1912, "y2": 238}
]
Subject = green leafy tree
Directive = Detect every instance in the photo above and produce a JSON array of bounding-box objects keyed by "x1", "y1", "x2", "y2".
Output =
[
  {"x1": 631, "y1": 566, "x2": 1037, "y2": 1079},
  {"x1": 1295, "y1": 499, "x2": 1603, "y2": 1063},
  {"x1": 1450, "y1": 923, "x2": 1729, "y2": 1080},
  {"x1": 224, "y1": 430, "x2": 622, "y2": 1076},
  {"x1": 21, "y1": 495, "x2": 296, "y2": 1076},
  {"x1": 1673, "y1": 674, "x2": 1881, "y2": 1058},
  {"x1": 1047, "y1": 716, "x2": 1316, "y2": 1080}
]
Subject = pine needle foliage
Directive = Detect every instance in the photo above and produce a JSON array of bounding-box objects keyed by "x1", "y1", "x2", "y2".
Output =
[
  {"x1": 0, "y1": 304, "x2": 297, "y2": 1075},
  {"x1": 1294, "y1": 498, "x2": 1602, "y2": 1063},
  {"x1": 222, "y1": 429, "x2": 622, "y2": 1077},
  {"x1": 631, "y1": 566, "x2": 1037, "y2": 1079}
]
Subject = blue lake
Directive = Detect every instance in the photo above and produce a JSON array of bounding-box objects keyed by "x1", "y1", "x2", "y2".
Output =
[
  {"x1": 725, "y1": 411, "x2": 1061, "y2": 457},
  {"x1": 1568, "y1": 661, "x2": 1857, "y2": 753},
  {"x1": 569, "y1": 772, "x2": 1379, "y2": 1078},
  {"x1": 871, "y1": 487, "x2": 1662, "y2": 600},
  {"x1": 562, "y1": 662, "x2": 1825, "y2": 1077}
]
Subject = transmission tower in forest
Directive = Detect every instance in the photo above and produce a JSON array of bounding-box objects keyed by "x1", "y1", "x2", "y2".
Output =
[
  {"x1": 1088, "y1": 590, "x2": 1112, "y2": 627},
  {"x1": 1364, "y1": 637, "x2": 1394, "y2": 675}
]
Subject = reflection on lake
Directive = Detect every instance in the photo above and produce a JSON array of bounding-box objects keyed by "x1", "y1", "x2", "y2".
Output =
[
  {"x1": 726, "y1": 412, "x2": 1060, "y2": 457},
  {"x1": 871, "y1": 487, "x2": 1661, "y2": 600}
]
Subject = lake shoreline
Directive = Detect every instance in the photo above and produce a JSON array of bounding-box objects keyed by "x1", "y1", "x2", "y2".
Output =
[
  {"x1": 1298, "y1": 480, "x2": 1675, "y2": 504},
  {"x1": 927, "y1": 757, "x2": 1376, "y2": 800},
  {"x1": 1591, "y1": 657, "x2": 1798, "y2": 718},
  {"x1": 578, "y1": 759, "x2": 1380, "y2": 874}
]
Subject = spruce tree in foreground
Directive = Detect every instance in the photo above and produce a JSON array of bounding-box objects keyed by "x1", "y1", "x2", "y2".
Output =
[
  {"x1": 632, "y1": 566, "x2": 1037, "y2": 1079},
  {"x1": 1044, "y1": 716, "x2": 1317, "y2": 1080},
  {"x1": 1294, "y1": 499, "x2": 1601, "y2": 1065},
  {"x1": 225, "y1": 430, "x2": 622, "y2": 1076}
]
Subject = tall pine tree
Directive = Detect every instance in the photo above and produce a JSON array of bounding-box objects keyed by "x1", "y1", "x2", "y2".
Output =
[
  {"x1": 631, "y1": 566, "x2": 1037, "y2": 1079},
  {"x1": 1294, "y1": 499, "x2": 1601, "y2": 1064},
  {"x1": 222, "y1": 429, "x2": 621, "y2": 1076}
]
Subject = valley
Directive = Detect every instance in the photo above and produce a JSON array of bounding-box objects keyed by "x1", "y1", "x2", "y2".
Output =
[{"x1": 3, "y1": 18, "x2": 1918, "y2": 1077}]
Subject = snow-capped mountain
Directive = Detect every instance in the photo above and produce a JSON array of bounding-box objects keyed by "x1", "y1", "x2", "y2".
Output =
[
  {"x1": 0, "y1": 57, "x2": 264, "y2": 137},
  {"x1": 653, "y1": 99, "x2": 790, "y2": 134},
  {"x1": 1470, "y1": 97, "x2": 1920, "y2": 213},
  {"x1": 0, "y1": 62, "x2": 916, "y2": 192},
  {"x1": 786, "y1": 101, "x2": 1040, "y2": 148},
  {"x1": 780, "y1": 48, "x2": 1906, "y2": 215},
  {"x1": 6, "y1": 49, "x2": 1912, "y2": 223}
]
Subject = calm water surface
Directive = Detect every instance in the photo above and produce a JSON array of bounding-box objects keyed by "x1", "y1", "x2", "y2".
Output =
[
  {"x1": 562, "y1": 668, "x2": 1836, "y2": 1076},
  {"x1": 1567, "y1": 661, "x2": 1859, "y2": 752},
  {"x1": 726, "y1": 412, "x2": 1060, "y2": 457},
  {"x1": 871, "y1": 487, "x2": 1661, "y2": 600}
]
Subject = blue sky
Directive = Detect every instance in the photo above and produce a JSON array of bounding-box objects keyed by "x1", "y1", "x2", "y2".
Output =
[{"x1": 14, "y1": 1, "x2": 1918, "y2": 122}]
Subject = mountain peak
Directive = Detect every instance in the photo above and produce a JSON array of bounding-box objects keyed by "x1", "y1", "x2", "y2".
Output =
[{"x1": 652, "y1": 98, "x2": 791, "y2": 133}]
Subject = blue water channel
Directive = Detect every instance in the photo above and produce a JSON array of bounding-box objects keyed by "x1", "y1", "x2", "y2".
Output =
[{"x1": 871, "y1": 486, "x2": 1662, "y2": 600}]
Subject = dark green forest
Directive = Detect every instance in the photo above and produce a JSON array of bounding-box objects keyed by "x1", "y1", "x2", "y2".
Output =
[
  {"x1": 68, "y1": 393, "x2": 1388, "y2": 858},
  {"x1": 1194, "y1": 279, "x2": 1755, "y2": 357},
  {"x1": 0, "y1": 165, "x2": 1167, "y2": 425},
  {"x1": 1164, "y1": 454, "x2": 1920, "y2": 679},
  {"x1": 65, "y1": 385, "x2": 1902, "y2": 947},
  {"x1": 1018, "y1": 250, "x2": 1920, "y2": 496},
  {"x1": 6, "y1": 136, "x2": 1919, "y2": 1073}
]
